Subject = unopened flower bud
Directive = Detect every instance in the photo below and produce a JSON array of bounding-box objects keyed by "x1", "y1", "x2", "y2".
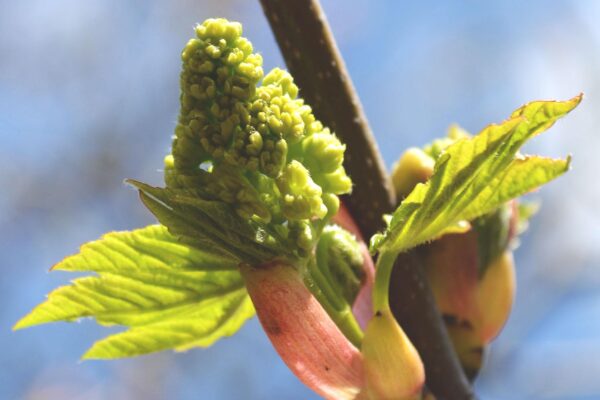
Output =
[{"x1": 277, "y1": 161, "x2": 327, "y2": 220}]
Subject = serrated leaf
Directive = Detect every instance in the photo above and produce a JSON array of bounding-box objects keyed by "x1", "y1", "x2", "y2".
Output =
[
  {"x1": 15, "y1": 225, "x2": 255, "y2": 359},
  {"x1": 83, "y1": 289, "x2": 254, "y2": 359},
  {"x1": 56, "y1": 224, "x2": 237, "y2": 273},
  {"x1": 375, "y1": 96, "x2": 580, "y2": 255},
  {"x1": 460, "y1": 155, "x2": 570, "y2": 222}
]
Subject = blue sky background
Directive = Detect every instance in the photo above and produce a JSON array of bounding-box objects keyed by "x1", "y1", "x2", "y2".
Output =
[{"x1": 1, "y1": 1, "x2": 599, "y2": 399}]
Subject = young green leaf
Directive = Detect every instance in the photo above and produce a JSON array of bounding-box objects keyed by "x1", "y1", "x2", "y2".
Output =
[
  {"x1": 371, "y1": 96, "x2": 580, "y2": 313},
  {"x1": 373, "y1": 96, "x2": 580, "y2": 256},
  {"x1": 15, "y1": 225, "x2": 255, "y2": 359}
]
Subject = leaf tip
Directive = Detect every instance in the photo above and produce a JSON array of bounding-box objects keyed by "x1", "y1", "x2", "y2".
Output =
[
  {"x1": 80, "y1": 350, "x2": 99, "y2": 361},
  {"x1": 124, "y1": 179, "x2": 146, "y2": 194},
  {"x1": 123, "y1": 178, "x2": 138, "y2": 187},
  {"x1": 13, "y1": 314, "x2": 35, "y2": 331},
  {"x1": 81, "y1": 341, "x2": 113, "y2": 361},
  {"x1": 12, "y1": 320, "x2": 26, "y2": 332},
  {"x1": 49, "y1": 257, "x2": 69, "y2": 271},
  {"x1": 566, "y1": 93, "x2": 583, "y2": 111},
  {"x1": 50, "y1": 244, "x2": 93, "y2": 272}
]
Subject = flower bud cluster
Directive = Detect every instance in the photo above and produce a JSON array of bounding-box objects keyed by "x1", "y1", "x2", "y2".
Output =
[{"x1": 166, "y1": 19, "x2": 352, "y2": 253}]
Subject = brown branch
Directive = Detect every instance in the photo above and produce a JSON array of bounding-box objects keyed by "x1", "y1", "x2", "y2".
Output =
[
  {"x1": 259, "y1": 1, "x2": 474, "y2": 398},
  {"x1": 259, "y1": 0, "x2": 395, "y2": 239}
]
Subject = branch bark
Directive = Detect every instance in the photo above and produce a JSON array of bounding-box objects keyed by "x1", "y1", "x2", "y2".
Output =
[{"x1": 259, "y1": 1, "x2": 474, "y2": 398}]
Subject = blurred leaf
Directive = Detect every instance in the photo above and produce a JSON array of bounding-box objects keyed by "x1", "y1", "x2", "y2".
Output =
[
  {"x1": 15, "y1": 225, "x2": 255, "y2": 359},
  {"x1": 516, "y1": 201, "x2": 541, "y2": 235}
]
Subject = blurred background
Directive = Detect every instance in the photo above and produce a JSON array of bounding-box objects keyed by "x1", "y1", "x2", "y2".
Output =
[{"x1": 1, "y1": 0, "x2": 598, "y2": 399}]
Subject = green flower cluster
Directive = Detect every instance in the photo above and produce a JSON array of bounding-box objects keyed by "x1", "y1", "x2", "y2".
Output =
[{"x1": 164, "y1": 18, "x2": 352, "y2": 254}]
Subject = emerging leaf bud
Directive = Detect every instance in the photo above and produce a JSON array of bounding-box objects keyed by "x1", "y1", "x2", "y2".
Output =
[
  {"x1": 316, "y1": 225, "x2": 365, "y2": 306},
  {"x1": 331, "y1": 203, "x2": 376, "y2": 330}
]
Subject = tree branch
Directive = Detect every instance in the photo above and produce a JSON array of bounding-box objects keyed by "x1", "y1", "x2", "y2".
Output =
[{"x1": 259, "y1": 1, "x2": 474, "y2": 398}]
